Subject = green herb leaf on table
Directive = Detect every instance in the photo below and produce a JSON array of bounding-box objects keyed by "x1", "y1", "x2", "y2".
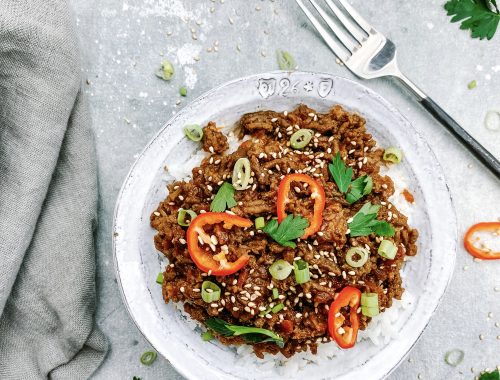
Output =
[
  {"x1": 263, "y1": 214, "x2": 309, "y2": 248},
  {"x1": 206, "y1": 318, "x2": 285, "y2": 348},
  {"x1": 479, "y1": 368, "x2": 500, "y2": 380},
  {"x1": 444, "y1": 0, "x2": 500, "y2": 40},
  {"x1": 329, "y1": 152, "x2": 353, "y2": 194},
  {"x1": 348, "y1": 202, "x2": 395, "y2": 237},
  {"x1": 346, "y1": 175, "x2": 373, "y2": 204},
  {"x1": 210, "y1": 182, "x2": 237, "y2": 212},
  {"x1": 276, "y1": 50, "x2": 296, "y2": 70}
]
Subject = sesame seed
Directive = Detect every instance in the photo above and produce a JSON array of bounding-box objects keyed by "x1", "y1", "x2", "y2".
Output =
[
  {"x1": 295, "y1": 313, "x2": 302, "y2": 318},
  {"x1": 479, "y1": 334, "x2": 485, "y2": 340},
  {"x1": 348, "y1": 271, "x2": 356, "y2": 276},
  {"x1": 233, "y1": 307, "x2": 239, "y2": 311},
  {"x1": 179, "y1": 238, "x2": 186, "y2": 245},
  {"x1": 209, "y1": 146, "x2": 214, "y2": 153},
  {"x1": 342, "y1": 271, "x2": 347, "y2": 279},
  {"x1": 244, "y1": 306, "x2": 251, "y2": 312}
]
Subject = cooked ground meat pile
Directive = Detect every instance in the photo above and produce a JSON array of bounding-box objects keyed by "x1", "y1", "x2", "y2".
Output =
[{"x1": 151, "y1": 104, "x2": 418, "y2": 358}]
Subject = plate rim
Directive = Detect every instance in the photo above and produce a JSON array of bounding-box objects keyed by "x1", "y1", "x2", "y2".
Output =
[{"x1": 112, "y1": 70, "x2": 457, "y2": 380}]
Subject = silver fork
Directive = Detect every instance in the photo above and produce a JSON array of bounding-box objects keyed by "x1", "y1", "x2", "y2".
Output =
[{"x1": 296, "y1": 0, "x2": 500, "y2": 179}]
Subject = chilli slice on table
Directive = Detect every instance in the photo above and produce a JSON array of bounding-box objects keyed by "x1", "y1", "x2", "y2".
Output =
[
  {"x1": 150, "y1": 104, "x2": 419, "y2": 358},
  {"x1": 464, "y1": 222, "x2": 500, "y2": 260}
]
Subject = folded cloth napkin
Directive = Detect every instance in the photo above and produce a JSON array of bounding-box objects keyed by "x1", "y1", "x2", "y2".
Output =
[{"x1": 0, "y1": 0, "x2": 108, "y2": 378}]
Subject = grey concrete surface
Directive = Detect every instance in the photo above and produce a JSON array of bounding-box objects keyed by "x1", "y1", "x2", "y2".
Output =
[{"x1": 71, "y1": 1, "x2": 500, "y2": 379}]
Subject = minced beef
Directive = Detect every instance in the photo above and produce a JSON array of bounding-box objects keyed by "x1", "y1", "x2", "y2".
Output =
[{"x1": 151, "y1": 104, "x2": 418, "y2": 358}]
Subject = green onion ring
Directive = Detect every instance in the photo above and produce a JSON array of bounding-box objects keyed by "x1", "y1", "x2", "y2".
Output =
[
  {"x1": 156, "y1": 272, "x2": 164, "y2": 284},
  {"x1": 232, "y1": 157, "x2": 251, "y2": 190},
  {"x1": 177, "y1": 209, "x2": 197, "y2": 227},
  {"x1": 383, "y1": 147, "x2": 403, "y2": 163},
  {"x1": 140, "y1": 351, "x2": 157, "y2": 366},
  {"x1": 361, "y1": 305, "x2": 380, "y2": 317},
  {"x1": 201, "y1": 281, "x2": 221, "y2": 303},
  {"x1": 361, "y1": 292, "x2": 379, "y2": 307},
  {"x1": 201, "y1": 331, "x2": 214, "y2": 341},
  {"x1": 269, "y1": 259, "x2": 293, "y2": 280},
  {"x1": 345, "y1": 247, "x2": 369, "y2": 268},
  {"x1": 293, "y1": 259, "x2": 310, "y2": 284},
  {"x1": 255, "y1": 216, "x2": 265, "y2": 230},
  {"x1": 183, "y1": 124, "x2": 203, "y2": 141},
  {"x1": 444, "y1": 349, "x2": 464, "y2": 367},
  {"x1": 290, "y1": 129, "x2": 313, "y2": 150},
  {"x1": 378, "y1": 240, "x2": 397, "y2": 260}
]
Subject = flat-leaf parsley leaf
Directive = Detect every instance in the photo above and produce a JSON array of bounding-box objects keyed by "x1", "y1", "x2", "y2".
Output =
[
  {"x1": 346, "y1": 175, "x2": 373, "y2": 204},
  {"x1": 210, "y1": 182, "x2": 237, "y2": 212},
  {"x1": 348, "y1": 202, "x2": 395, "y2": 237},
  {"x1": 329, "y1": 153, "x2": 372, "y2": 203},
  {"x1": 263, "y1": 214, "x2": 309, "y2": 248},
  {"x1": 328, "y1": 152, "x2": 353, "y2": 193},
  {"x1": 445, "y1": 0, "x2": 500, "y2": 40}
]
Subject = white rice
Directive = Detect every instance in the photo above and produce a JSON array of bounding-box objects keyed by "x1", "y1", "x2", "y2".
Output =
[{"x1": 168, "y1": 137, "x2": 416, "y2": 376}]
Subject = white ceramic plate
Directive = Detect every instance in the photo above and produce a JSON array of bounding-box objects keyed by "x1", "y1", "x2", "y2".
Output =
[{"x1": 113, "y1": 71, "x2": 456, "y2": 380}]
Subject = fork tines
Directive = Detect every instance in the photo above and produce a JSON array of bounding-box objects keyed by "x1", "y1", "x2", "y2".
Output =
[{"x1": 295, "y1": 0, "x2": 374, "y2": 60}]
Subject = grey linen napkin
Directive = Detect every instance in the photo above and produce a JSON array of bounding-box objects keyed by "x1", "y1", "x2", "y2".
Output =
[{"x1": 0, "y1": 0, "x2": 108, "y2": 378}]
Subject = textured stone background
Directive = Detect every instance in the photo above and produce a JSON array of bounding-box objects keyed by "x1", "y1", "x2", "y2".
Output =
[{"x1": 71, "y1": 0, "x2": 500, "y2": 379}]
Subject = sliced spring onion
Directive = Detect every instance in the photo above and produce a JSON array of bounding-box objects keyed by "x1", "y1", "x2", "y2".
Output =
[
  {"x1": 361, "y1": 305, "x2": 380, "y2": 317},
  {"x1": 180, "y1": 86, "x2": 187, "y2": 97},
  {"x1": 201, "y1": 281, "x2": 221, "y2": 303},
  {"x1": 156, "y1": 272, "x2": 164, "y2": 284},
  {"x1": 269, "y1": 260, "x2": 293, "y2": 280},
  {"x1": 378, "y1": 239, "x2": 397, "y2": 260},
  {"x1": 271, "y1": 303, "x2": 285, "y2": 313},
  {"x1": 140, "y1": 351, "x2": 157, "y2": 366},
  {"x1": 177, "y1": 209, "x2": 197, "y2": 227},
  {"x1": 345, "y1": 247, "x2": 369, "y2": 268},
  {"x1": 272, "y1": 288, "x2": 279, "y2": 299},
  {"x1": 361, "y1": 293, "x2": 379, "y2": 307},
  {"x1": 467, "y1": 80, "x2": 477, "y2": 90},
  {"x1": 444, "y1": 349, "x2": 464, "y2": 367},
  {"x1": 383, "y1": 147, "x2": 403, "y2": 163},
  {"x1": 293, "y1": 259, "x2": 310, "y2": 284},
  {"x1": 232, "y1": 157, "x2": 251, "y2": 190},
  {"x1": 155, "y1": 60, "x2": 174, "y2": 81},
  {"x1": 361, "y1": 292, "x2": 379, "y2": 317},
  {"x1": 255, "y1": 216, "x2": 265, "y2": 230},
  {"x1": 201, "y1": 331, "x2": 214, "y2": 341},
  {"x1": 183, "y1": 124, "x2": 203, "y2": 141},
  {"x1": 290, "y1": 129, "x2": 313, "y2": 150},
  {"x1": 277, "y1": 50, "x2": 296, "y2": 71}
]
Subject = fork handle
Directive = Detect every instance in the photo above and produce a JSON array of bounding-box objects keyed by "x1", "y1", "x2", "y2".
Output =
[
  {"x1": 419, "y1": 97, "x2": 500, "y2": 179},
  {"x1": 397, "y1": 76, "x2": 500, "y2": 179}
]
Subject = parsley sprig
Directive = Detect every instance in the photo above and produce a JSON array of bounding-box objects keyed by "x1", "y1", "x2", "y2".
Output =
[
  {"x1": 445, "y1": 0, "x2": 500, "y2": 40},
  {"x1": 329, "y1": 153, "x2": 373, "y2": 204},
  {"x1": 206, "y1": 318, "x2": 285, "y2": 347},
  {"x1": 263, "y1": 214, "x2": 309, "y2": 248},
  {"x1": 478, "y1": 368, "x2": 499, "y2": 380},
  {"x1": 210, "y1": 182, "x2": 237, "y2": 212},
  {"x1": 348, "y1": 202, "x2": 395, "y2": 237}
]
